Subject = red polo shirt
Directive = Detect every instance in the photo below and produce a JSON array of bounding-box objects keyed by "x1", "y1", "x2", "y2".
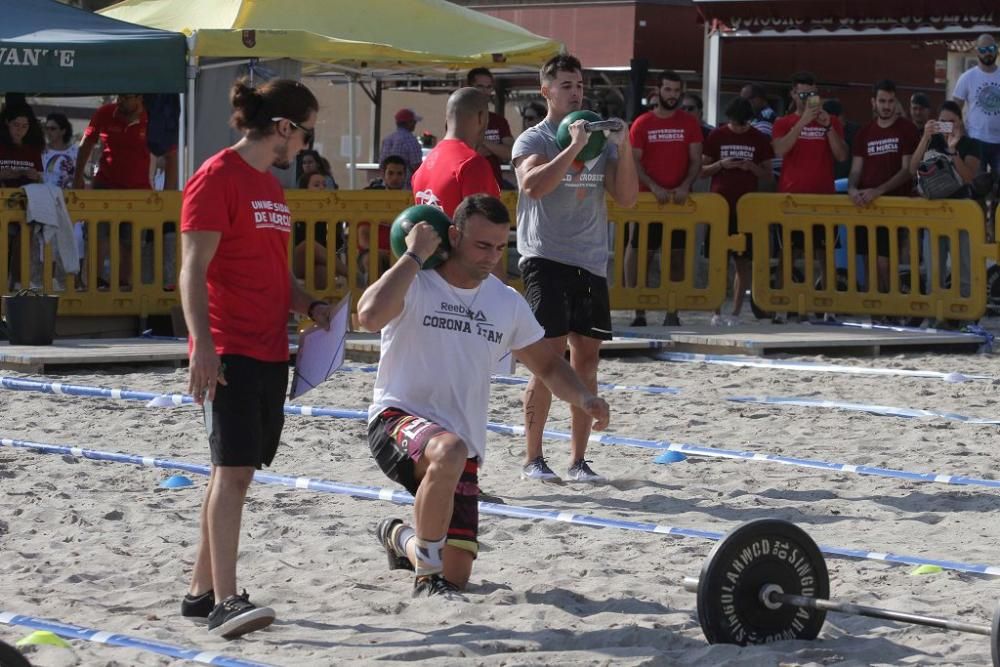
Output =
[{"x1": 84, "y1": 103, "x2": 151, "y2": 189}]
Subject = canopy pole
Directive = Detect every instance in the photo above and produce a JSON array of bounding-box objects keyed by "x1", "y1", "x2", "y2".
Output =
[
  {"x1": 702, "y1": 20, "x2": 722, "y2": 127},
  {"x1": 178, "y1": 92, "x2": 186, "y2": 188},
  {"x1": 185, "y1": 56, "x2": 198, "y2": 180},
  {"x1": 348, "y1": 75, "x2": 357, "y2": 189},
  {"x1": 371, "y1": 79, "x2": 382, "y2": 163}
]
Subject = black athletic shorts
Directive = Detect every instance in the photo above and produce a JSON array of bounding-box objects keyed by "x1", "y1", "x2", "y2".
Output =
[
  {"x1": 521, "y1": 257, "x2": 613, "y2": 341},
  {"x1": 206, "y1": 354, "x2": 289, "y2": 468}
]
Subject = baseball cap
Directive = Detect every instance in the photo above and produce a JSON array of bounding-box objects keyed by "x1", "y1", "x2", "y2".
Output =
[
  {"x1": 395, "y1": 108, "x2": 422, "y2": 123},
  {"x1": 910, "y1": 93, "x2": 931, "y2": 108}
]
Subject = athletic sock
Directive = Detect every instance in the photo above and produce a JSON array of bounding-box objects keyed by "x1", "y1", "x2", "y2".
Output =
[
  {"x1": 413, "y1": 536, "x2": 446, "y2": 577},
  {"x1": 392, "y1": 524, "x2": 416, "y2": 558}
]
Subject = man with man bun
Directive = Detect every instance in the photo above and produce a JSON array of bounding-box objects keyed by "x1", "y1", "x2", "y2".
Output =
[{"x1": 179, "y1": 78, "x2": 334, "y2": 638}]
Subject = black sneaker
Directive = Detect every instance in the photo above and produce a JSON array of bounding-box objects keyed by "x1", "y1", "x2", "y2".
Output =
[
  {"x1": 376, "y1": 518, "x2": 414, "y2": 571},
  {"x1": 663, "y1": 313, "x2": 681, "y2": 326},
  {"x1": 630, "y1": 314, "x2": 647, "y2": 327},
  {"x1": 207, "y1": 591, "x2": 275, "y2": 639},
  {"x1": 181, "y1": 589, "x2": 215, "y2": 622},
  {"x1": 412, "y1": 574, "x2": 466, "y2": 600}
]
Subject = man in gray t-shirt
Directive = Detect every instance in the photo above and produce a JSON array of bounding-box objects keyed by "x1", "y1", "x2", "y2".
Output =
[{"x1": 511, "y1": 53, "x2": 638, "y2": 484}]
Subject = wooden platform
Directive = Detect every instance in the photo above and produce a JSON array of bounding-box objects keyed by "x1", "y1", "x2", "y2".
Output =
[
  {"x1": 614, "y1": 323, "x2": 985, "y2": 356},
  {"x1": 0, "y1": 322, "x2": 981, "y2": 373}
]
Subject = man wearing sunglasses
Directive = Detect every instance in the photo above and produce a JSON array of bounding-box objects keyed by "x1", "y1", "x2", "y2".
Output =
[{"x1": 953, "y1": 34, "x2": 1000, "y2": 220}]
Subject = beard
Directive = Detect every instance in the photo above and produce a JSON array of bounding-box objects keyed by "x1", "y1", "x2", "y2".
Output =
[
  {"x1": 981, "y1": 54, "x2": 997, "y2": 67},
  {"x1": 658, "y1": 93, "x2": 679, "y2": 110}
]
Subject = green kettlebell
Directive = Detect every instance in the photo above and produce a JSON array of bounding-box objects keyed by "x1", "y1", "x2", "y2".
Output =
[
  {"x1": 390, "y1": 204, "x2": 453, "y2": 270},
  {"x1": 556, "y1": 110, "x2": 606, "y2": 162}
]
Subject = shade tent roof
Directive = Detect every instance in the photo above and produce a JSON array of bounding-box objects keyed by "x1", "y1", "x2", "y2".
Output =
[
  {"x1": 694, "y1": 1, "x2": 998, "y2": 35},
  {"x1": 100, "y1": 0, "x2": 562, "y2": 72},
  {"x1": 1, "y1": 0, "x2": 186, "y2": 94}
]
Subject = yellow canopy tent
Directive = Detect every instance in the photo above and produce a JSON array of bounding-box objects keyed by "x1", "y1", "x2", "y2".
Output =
[
  {"x1": 101, "y1": 0, "x2": 560, "y2": 68},
  {"x1": 100, "y1": 0, "x2": 561, "y2": 184}
]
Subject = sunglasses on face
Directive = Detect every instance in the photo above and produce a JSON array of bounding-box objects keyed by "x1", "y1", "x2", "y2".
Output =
[
  {"x1": 272, "y1": 116, "x2": 314, "y2": 143},
  {"x1": 797, "y1": 91, "x2": 817, "y2": 100},
  {"x1": 979, "y1": 45, "x2": 998, "y2": 55}
]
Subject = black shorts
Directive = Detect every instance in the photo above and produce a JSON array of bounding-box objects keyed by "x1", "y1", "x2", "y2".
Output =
[
  {"x1": 368, "y1": 408, "x2": 480, "y2": 556},
  {"x1": 206, "y1": 354, "x2": 289, "y2": 468},
  {"x1": 521, "y1": 257, "x2": 613, "y2": 340}
]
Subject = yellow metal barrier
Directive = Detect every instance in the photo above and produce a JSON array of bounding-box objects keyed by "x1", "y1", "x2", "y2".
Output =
[
  {"x1": 738, "y1": 193, "x2": 1000, "y2": 320},
  {"x1": 2, "y1": 188, "x2": 739, "y2": 323},
  {"x1": 2, "y1": 189, "x2": 182, "y2": 318},
  {"x1": 606, "y1": 193, "x2": 737, "y2": 312}
]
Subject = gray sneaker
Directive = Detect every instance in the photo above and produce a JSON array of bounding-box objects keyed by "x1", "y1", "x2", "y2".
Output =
[
  {"x1": 566, "y1": 459, "x2": 607, "y2": 483},
  {"x1": 521, "y1": 456, "x2": 562, "y2": 482}
]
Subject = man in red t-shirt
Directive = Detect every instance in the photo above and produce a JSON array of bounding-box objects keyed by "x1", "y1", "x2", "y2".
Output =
[
  {"x1": 848, "y1": 79, "x2": 919, "y2": 292},
  {"x1": 626, "y1": 70, "x2": 703, "y2": 326},
  {"x1": 702, "y1": 97, "x2": 774, "y2": 322},
  {"x1": 771, "y1": 72, "x2": 849, "y2": 315},
  {"x1": 74, "y1": 94, "x2": 153, "y2": 288},
  {"x1": 468, "y1": 68, "x2": 514, "y2": 189},
  {"x1": 412, "y1": 88, "x2": 499, "y2": 217},
  {"x1": 412, "y1": 87, "x2": 500, "y2": 278},
  {"x1": 179, "y1": 78, "x2": 335, "y2": 639}
]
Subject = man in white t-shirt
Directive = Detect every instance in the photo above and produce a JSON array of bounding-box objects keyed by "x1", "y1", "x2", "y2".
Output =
[
  {"x1": 358, "y1": 194, "x2": 610, "y2": 597},
  {"x1": 954, "y1": 33, "x2": 1000, "y2": 208}
]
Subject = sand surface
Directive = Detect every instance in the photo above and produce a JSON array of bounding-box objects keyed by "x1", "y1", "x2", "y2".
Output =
[{"x1": 2, "y1": 312, "x2": 1000, "y2": 666}]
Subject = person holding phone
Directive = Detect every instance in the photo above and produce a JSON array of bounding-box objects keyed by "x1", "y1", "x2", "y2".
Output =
[
  {"x1": 770, "y1": 72, "x2": 849, "y2": 321},
  {"x1": 911, "y1": 101, "x2": 982, "y2": 195}
]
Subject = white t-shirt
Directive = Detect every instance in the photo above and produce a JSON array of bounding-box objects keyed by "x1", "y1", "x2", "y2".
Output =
[
  {"x1": 368, "y1": 269, "x2": 545, "y2": 463},
  {"x1": 42, "y1": 146, "x2": 77, "y2": 189},
  {"x1": 953, "y1": 66, "x2": 1000, "y2": 144}
]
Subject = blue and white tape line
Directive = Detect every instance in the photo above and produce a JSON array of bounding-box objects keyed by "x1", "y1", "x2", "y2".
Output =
[
  {"x1": 726, "y1": 395, "x2": 1000, "y2": 425},
  {"x1": 4, "y1": 436, "x2": 1000, "y2": 578},
  {"x1": 0, "y1": 611, "x2": 274, "y2": 667},
  {"x1": 655, "y1": 351, "x2": 991, "y2": 383},
  {"x1": 8, "y1": 376, "x2": 1000, "y2": 491}
]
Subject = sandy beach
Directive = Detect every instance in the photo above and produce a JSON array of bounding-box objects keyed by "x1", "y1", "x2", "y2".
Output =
[{"x1": 3, "y1": 312, "x2": 1000, "y2": 666}]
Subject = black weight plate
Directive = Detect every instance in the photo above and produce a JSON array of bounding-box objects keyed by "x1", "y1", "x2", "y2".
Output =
[
  {"x1": 991, "y1": 599, "x2": 1000, "y2": 667},
  {"x1": 0, "y1": 639, "x2": 32, "y2": 667},
  {"x1": 697, "y1": 518, "x2": 830, "y2": 645}
]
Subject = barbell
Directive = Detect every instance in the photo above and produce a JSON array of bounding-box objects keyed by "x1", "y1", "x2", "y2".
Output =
[{"x1": 682, "y1": 518, "x2": 1000, "y2": 665}]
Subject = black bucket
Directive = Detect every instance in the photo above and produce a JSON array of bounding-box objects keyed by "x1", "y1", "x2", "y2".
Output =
[{"x1": 2, "y1": 290, "x2": 59, "y2": 346}]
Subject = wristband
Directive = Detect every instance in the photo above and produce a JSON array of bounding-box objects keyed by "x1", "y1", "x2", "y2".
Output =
[
  {"x1": 403, "y1": 250, "x2": 423, "y2": 268},
  {"x1": 307, "y1": 300, "x2": 326, "y2": 319}
]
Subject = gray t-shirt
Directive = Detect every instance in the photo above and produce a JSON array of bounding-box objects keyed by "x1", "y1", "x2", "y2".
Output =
[{"x1": 512, "y1": 119, "x2": 618, "y2": 278}]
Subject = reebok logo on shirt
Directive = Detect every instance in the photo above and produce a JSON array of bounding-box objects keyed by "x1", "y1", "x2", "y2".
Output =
[
  {"x1": 422, "y1": 301, "x2": 504, "y2": 344},
  {"x1": 250, "y1": 200, "x2": 291, "y2": 231}
]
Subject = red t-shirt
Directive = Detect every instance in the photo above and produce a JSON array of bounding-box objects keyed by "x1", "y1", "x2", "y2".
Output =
[
  {"x1": 629, "y1": 109, "x2": 702, "y2": 190},
  {"x1": 853, "y1": 117, "x2": 920, "y2": 196},
  {"x1": 484, "y1": 112, "x2": 512, "y2": 187},
  {"x1": 0, "y1": 143, "x2": 43, "y2": 187},
  {"x1": 411, "y1": 138, "x2": 500, "y2": 216},
  {"x1": 773, "y1": 114, "x2": 844, "y2": 194},
  {"x1": 84, "y1": 103, "x2": 151, "y2": 189},
  {"x1": 181, "y1": 149, "x2": 291, "y2": 362},
  {"x1": 703, "y1": 125, "x2": 774, "y2": 209}
]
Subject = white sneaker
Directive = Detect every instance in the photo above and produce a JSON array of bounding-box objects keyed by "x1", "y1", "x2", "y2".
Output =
[
  {"x1": 566, "y1": 460, "x2": 606, "y2": 483},
  {"x1": 521, "y1": 456, "x2": 562, "y2": 482},
  {"x1": 710, "y1": 314, "x2": 723, "y2": 327}
]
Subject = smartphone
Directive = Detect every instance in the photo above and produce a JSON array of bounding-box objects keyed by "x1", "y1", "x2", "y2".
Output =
[
  {"x1": 584, "y1": 119, "x2": 624, "y2": 133},
  {"x1": 937, "y1": 121, "x2": 954, "y2": 134},
  {"x1": 807, "y1": 95, "x2": 822, "y2": 109}
]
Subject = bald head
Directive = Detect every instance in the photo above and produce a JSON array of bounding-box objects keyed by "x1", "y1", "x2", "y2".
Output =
[
  {"x1": 977, "y1": 33, "x2": 998, "y2": 68},
  {"x1": 977, "y1": 33, "x2": 996, "y2": 47},
  {"x1": 447, "y1": 87, "x2": 489, "y2": 122}
]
